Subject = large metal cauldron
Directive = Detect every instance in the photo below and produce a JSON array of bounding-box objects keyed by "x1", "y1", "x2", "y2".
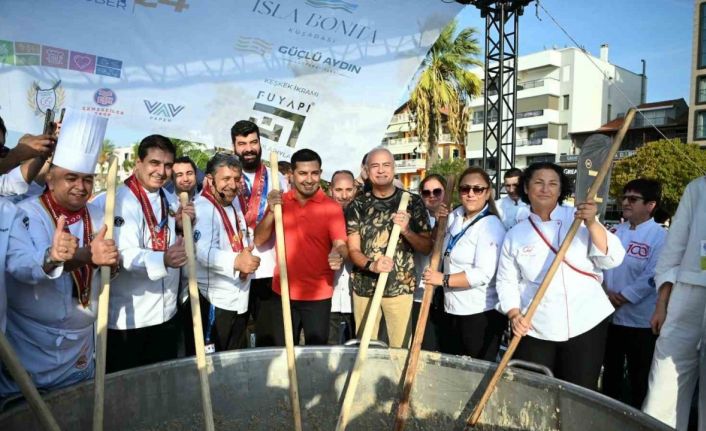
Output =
[{"x1": 0, "y1": 347, "x2": 671, "y2": 430}]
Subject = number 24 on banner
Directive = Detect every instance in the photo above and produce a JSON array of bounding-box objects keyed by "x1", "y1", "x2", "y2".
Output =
[{"x1": 135, "y1": 0, "x2": 189, "y2": 13}]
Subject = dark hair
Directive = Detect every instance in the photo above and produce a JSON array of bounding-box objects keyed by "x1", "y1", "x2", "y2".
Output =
[
  {"x1": 361, "y1": 153, "x2": 368, "y2": 165},
  {"x1": 457, "y1": 167, "x2": 499, "y2": 217},
  {"x1": 331, "y1": 170, "x2": 355, "y2": 184},
  {"x1": 419, "y1": 174, "x2": 447, "y2": 193},
  {"x1": 623, "y1": 178, "x2": 662, "y2": 215},
  {"x1": 519, "y1": 162, "x2": 572, "y2": 205},
  {"x1": 0, "y1": 115, "x2": 6, "y2": 137},
  {"x1": 206, "y1": 153, "x2": 241, "y2": 176},
  {"x1": 278, "y1": 161, "x2": 292, "y2": 174},
  {"x1": 503, "y1": 168, "x2": 522, "y2": 180},
  {"x1": 290, "y1": 148, "x2": 321, "y2": 170},
  {"x1": 173, "y1": 156, "x2": 197, "y2": 173},
  {"x1": 230, "y1": 120, "x2": 260, "y2": 142},
  {"x1": 137, "y1": 135, "x2": 176, "y2": 161}
]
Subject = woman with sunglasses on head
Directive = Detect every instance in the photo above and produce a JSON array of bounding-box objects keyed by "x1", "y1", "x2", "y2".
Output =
[
  {"x1": 495, "y1": 162, "x2": 625, "y2": 390},
  {"x1": 422, "y1": 167, "x2": 507, "y2": 360},
  {"x1": 411, "y1": 174, "x2": 447, "y2": 351}
]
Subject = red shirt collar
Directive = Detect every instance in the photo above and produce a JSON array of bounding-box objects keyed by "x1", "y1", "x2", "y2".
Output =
[{"x1": 284, "y1": 188, "x2": 326, "y2": 204}]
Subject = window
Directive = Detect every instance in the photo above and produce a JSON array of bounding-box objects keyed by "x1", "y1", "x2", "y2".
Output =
[
  {"x1": 527, "y1": 154, "x2": 555, "y2": 164},
  {"x1": 560, "y1": 123, "x2": 569, "y2": 139},
  {"x1": 698, "y1": 76, "x2": 706, "y2": 104},
  {"x1": 697, "y1": 3, "x2": 706, "y2": 69},
  {"x1": 563, "y1": 95, "x2": 570, "y2": 110},
  {"x1": 695, "y1": 110, "x2": 706, "y2": 140},
  {"x1": 452, "y1": 149, "x2": 460, "y2": 159}
]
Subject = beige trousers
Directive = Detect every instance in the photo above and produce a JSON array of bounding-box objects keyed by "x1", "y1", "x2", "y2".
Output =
[{"x1": 352, "y1": 292, "x2": 413, "y2": 348}]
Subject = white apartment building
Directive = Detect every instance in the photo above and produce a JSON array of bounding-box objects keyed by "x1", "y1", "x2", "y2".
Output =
[
  {"x1": 466, "y1": 46, "x2": 644, "y2": 168},
  {"x1": 383, "y1": 45, "x2": 645, "y2": 189}
]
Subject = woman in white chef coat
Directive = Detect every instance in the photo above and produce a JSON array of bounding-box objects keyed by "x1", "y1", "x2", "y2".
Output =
[
  {"x1": 496, "y1": 162, "x2": 625, "y2": 390},
  {"x1": 423, "y1": 167, "x2": 507, "y2": 360}
]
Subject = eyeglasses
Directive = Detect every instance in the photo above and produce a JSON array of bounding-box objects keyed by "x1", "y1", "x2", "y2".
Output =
[
  {"x1": 421, "y1": 188, "x2": 443, "y2": 198},
  {"x1": 621, "y1": 195, "x2": 645, "y2": 204},
  {"x1": 459, "y1": 185, "x2": 489, "y2": 195}
]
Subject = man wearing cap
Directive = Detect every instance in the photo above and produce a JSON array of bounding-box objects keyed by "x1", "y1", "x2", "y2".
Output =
[
  {"x1": 230, "y1": 120, "x2": 288, "y2": 347},
  {"x1": 107, "y1": 135, "x2": 194, "y2": 372},
  {"x1": 0, "y1": 109, "x2": 119, "y2": 395},
  {"x1": 193, "y1": 154, "x2": 260, "y2": 352}
]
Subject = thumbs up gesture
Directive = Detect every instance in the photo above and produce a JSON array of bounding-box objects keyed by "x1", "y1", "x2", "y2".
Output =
[
  {"x1": 49, "y1": 216, "x2": 79, "y2": 263},
  {"x1": 164, "y1": 236, "x2": 187, "y2": 268},
  {"x1": 235, "y1": 244, "x2": 261, "y2": 274},
  {"x1": 90, "y1": 225, "x2": 119, "y2": 267}
]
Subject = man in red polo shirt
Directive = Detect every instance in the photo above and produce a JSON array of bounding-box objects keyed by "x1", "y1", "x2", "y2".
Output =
[{"x1": 254, "y1": 148, "x2": 348, "y2": 345}]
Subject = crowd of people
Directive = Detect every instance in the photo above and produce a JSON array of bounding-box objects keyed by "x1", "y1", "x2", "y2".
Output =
[{"x1": 0, "y1": 110, "x2": 705, "y2": 430}]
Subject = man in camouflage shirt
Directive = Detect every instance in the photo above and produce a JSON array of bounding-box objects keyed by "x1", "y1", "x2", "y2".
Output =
[{"x1": 346, "y1": 147, "x2": 432, "y2": 348}]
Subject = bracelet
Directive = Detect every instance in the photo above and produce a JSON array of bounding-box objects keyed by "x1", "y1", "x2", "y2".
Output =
[
  {"x1": 442, "y1": 274, "x2": 450, "y2": 289},
  {"x1": 363, "y1": 259, "x2": 374, "y2": 272}
]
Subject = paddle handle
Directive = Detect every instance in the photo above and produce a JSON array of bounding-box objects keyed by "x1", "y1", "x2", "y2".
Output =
[
  {"x1": 466, "y1": 108, "x2": 637, "y2": 428},
  {"x1": 92, "y1": 156, "x2": 118, "y2": 431},
  {"x1": 180, "y1": 192, "x2": 216, "y2": 431},
  {"x1": 269, "y1": 152, "x2": 303, "y2": 431},
  {"x1": 336, "y1": 191, "x2": 411, "y2": 431},
  {"x1": 394, "y1": 175, "x2": 455, "y2": 431}
]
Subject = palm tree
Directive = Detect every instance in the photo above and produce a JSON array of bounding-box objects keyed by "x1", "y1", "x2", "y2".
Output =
[
  {"x1": 95, "y1": 139, "x2": 115, "y2": 191},
  {"x1": 410, "y1": 20, "x2": 483, "y2": 170},
  {"x1": 173, "y1": 138, "x2": 210, "y2": 171}
]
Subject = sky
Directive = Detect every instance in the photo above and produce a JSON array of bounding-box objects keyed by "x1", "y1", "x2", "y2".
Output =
[{"x1": 457, "y1": 0, "x2": 693, "y2": 103}]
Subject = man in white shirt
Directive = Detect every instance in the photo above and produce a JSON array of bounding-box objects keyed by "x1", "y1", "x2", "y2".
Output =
[
  {"x1": 1, "y1": 109, "x2": 119, "y2": 395},
  {"x1": 107, "y1": 135, "x2": 194, "y2": 373},
  {"x1": 230, "y1": 120, "x2": 287, "y2": 347},
  {"x1": 643, "y1": 176, "x2": 706, "y2": 430},
  {"x1": 602, "y1": 179, "x2": 666, "y2": 408},
  {"x1": 328, "y1": 170, "x2": 356, "y2": 344},
  {"x1": 495, "y1": 168, "x2": 528, "y2": 230},
  {"x1": 194, "y1": 153, "x2": 260, "y2": 352},
  {"x1": 0, "y1": 115, "x2": 56, "y2": 198}
]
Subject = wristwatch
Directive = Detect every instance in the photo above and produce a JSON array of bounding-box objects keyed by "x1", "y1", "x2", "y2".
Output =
[
  {"x1": 442, "y1": 274, "x2": 450, "y2": 289},
  {"x1": 364, "y1": 260, "x2": 374, "y2": 272},
  {"x1": 43, "y1": 247, "x2": 64, "y2": 268}
]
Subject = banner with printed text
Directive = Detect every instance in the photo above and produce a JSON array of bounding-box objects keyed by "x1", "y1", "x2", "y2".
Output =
[{"x1": 0, "y1": 0, "x2": 463, "y2": 172}]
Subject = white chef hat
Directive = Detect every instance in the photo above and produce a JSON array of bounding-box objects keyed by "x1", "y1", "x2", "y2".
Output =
[{"x1": 53, "y1": 108, "x2": 108, "y2": 174}]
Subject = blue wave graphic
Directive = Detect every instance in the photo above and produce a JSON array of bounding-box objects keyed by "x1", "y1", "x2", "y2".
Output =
[{"x1": 305, "y1": 0, "x2": 358, "y2": 13}]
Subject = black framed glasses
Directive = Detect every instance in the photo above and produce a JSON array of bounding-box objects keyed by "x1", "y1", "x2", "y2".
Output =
[
  {"x1": 459, "y1": 185, "x2": 489, "y2": 195},
  {"x1": 421, "y1": 188, "x2": 443, "y2": 198},
  {"x1": 621, "y1": 195, "x2": 645, "y2": 204}
]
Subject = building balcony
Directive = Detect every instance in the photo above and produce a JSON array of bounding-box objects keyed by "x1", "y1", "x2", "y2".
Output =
[
  {"x1": 389, "y1": 113, "x2": 412, "y2": 124},
  {"x1": 516, "y1": 138, "x2": 559, "y2": 156},
  {"x1": 395, "y1": 158, "x2": 426, "y2": 174}
]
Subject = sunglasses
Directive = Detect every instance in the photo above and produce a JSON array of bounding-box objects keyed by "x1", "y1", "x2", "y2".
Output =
[
  {"x1": 621, "y1": 195, "x2": 645, "y2": 204},
  {"x1": 459, "y1": 185, "x2": 489, "y2": 195},
  {"x1": 421, "y1": 188, "x2": 443, "y2": 198}
]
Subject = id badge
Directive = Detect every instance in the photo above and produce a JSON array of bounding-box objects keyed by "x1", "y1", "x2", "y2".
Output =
[
  {"x1": 205, "y1": 343, "x2": 216, "y2": 355},
  {"x1": 701, "y1": 240, "x2": 706, "y2": 271}
]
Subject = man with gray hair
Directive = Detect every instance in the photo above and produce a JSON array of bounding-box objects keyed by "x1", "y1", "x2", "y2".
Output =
[
  {"x1": 193, "y1": 153, "x2": 260, "y2": 352},
  {"x1": 346, "y1": 147, "x2": 432, "y2": 348}
]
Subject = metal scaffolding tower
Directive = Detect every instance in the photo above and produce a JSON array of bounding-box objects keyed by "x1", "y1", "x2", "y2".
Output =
[{"x1": 457, "y1": 0, "x2": 533, "y2": 195}]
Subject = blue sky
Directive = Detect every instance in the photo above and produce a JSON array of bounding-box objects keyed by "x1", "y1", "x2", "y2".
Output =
[{"x1": 457, "y1": 0, "x2": 693, "y2": 103}]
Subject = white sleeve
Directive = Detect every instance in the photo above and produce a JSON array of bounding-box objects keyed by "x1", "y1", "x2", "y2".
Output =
[
  {"x1": 0, "y1": 167, "x2": 29, "y2": 197},
  {"x1": 115, "y1": 193, "x2": 168, "y2": 281},
  {"x1": 588, "y1": 226, "x2": 625, "y2": 270},
  {"x1": 194, "y1": 206, "x2": 239, "y2": 280},
  {"x1": 464, "y1": 222, "x2": 505, "y2": 289},
  {"x1": 655, "y1": 181, "x2": 694, "y2": 287},
  {"x1": 5, "y1": 208, "x2": 63, "y2": 283},
  {"x1": 495, "y1": 235, "x2": 522, "y2": 314}
]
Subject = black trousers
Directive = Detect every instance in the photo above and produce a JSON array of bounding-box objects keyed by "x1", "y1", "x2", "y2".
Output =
[
  {"x1": 443, "y1": 310, "x2": 506, "y2": 361},
  {"x1": 272, "y1": 293, "x2": 331, "y2": 346},
  {"x1": 248, "y1": 277, "x2": 278, "y2": 347},
  {"x1": 410, "y1": 289, "x2": 447, "y2": 352},
  {"x1": 602, "y1": 323, "x2": 657, "y2": 408},
  {"x1": 199, "y1": 293, "x2": 249, "y2": 352},
  {"x1": 106, "y1": 316, "x2": 179, "y2": 373},
  {"x1": 178, "y1": 299, "x2": 196, "y2": 357},
  {"x1": 328, "y1": 312, "x2": 355, "y2": 345},
  {"x1": 514, "y1": 317, "x2": 610, "y2": 391}
]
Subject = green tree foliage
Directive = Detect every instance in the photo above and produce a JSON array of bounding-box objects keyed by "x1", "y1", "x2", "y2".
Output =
[
  {"x1": 173, "y1": 138, "x2": 210, "y2": 171},
  {"x1": 410, "y1": 19, "x2": 483, "y2": 170},
  {"x1": 610, "y1": 139, "x2": 706, "y2": 216},
  {"x1": 427, "y1": 158, "x2": 467, "y2": 206}
]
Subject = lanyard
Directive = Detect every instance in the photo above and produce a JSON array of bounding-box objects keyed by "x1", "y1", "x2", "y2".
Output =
[
  {"x1": 444, "y1": 206, "x2": 490, "y2": 257},
  {"x1": 205, "y1": 304, "x2": 216, "y2": 345}
]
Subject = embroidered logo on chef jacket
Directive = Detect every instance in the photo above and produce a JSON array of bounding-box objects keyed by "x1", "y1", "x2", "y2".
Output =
[
  {"x1": 114, "y1": 216, "x2": 124, "y2": 227},
  {"x1": 519, "y1": 244, "x2": 536, "y2": 255},
  {"x1": 22, "y1": 216, "x2": 30, "y2": 229},
  {"x1": 626, "y1": 241, "x2": 650, "y2": 260}
]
